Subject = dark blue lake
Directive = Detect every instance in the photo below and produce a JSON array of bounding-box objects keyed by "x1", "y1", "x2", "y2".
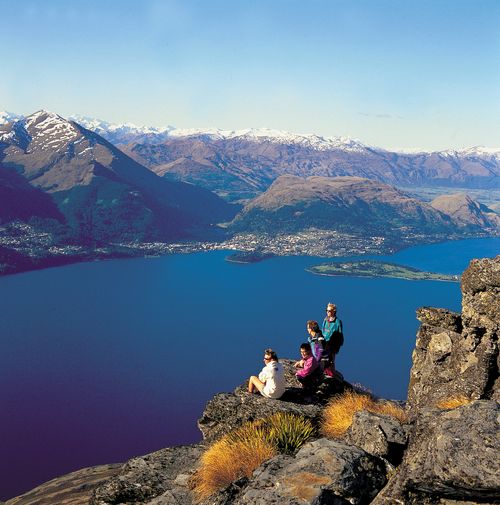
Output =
[{"x1": 1, "y1": 237, "x2": 498, "y2": 500}]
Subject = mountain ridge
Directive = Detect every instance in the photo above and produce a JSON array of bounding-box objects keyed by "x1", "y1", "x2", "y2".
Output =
[
  {"x1": 4, "y1": 110, "x2": 499, "y2": 156},
  {"x1": 0, "y1": 111, "x2": 235, "y2": 247}
]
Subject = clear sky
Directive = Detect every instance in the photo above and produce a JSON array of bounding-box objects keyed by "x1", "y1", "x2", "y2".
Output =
[{"x1": 2, "y1": 0, "x2": 499, "y2": 150}]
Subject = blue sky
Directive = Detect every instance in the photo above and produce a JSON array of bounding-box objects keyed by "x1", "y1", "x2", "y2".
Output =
[{"x1": 2, "y1": 0, "x2": 499, "y2": 150}]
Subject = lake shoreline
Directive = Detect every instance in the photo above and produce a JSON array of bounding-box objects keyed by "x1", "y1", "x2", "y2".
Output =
[{"x1": 1, "y1": 233, "x2": 497, "y2": 278}]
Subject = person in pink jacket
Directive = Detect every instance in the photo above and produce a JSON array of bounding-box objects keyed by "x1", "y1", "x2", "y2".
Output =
[{"x1": 294, "y1": 342, "x2": 322, "y2": 391}]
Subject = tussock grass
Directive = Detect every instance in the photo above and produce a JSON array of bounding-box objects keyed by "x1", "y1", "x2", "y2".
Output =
[
  {"x1": 261, "y1": 412, "x2": 316, "y2": 455},
  {"x1": 435, "y1": 395, "x2": 472, "y2": 409},
  {"x1": 191, "y1": 413, "x2": 315, "y2": 502},
  {"x1": 321, "y1": 391, "x2": 408, "y2": 438}
]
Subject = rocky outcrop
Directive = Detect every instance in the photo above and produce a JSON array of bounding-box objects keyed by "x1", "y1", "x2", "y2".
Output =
[
  {"x1": 372, "y1": 400, "x2": 500, "y2": 505},
  {"x1": 373, "y1": 255, "x2": 500, "y2": 504},
  {"x1": 230, "y1": 438, "x2": 388, "y2": 505},
  {"x1": 343, "y1": 411, "x2": 409, "y2": 466},
  {"x1": 407, "y1": 256, "x2": 500, "y2": 414},
  {"x1": 90, "y1": 445, "x2": 204, "y2": 505},
  {"x1": 199, "y1": 360, "x2": 348, "y2": 442}
]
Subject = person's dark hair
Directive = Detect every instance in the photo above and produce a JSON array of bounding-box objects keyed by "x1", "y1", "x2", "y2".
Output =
[
  {"x1": 307, "y1": 320, "x2": 320, "y2": 333},
  {"x1": 264, "y1": 348, "x2": 278, "y2": 361},
  {"x1": 300, "y1": 342, "x2": 312, "y2": 353}
]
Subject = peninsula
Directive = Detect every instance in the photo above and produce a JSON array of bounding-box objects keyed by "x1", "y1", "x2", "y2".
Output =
[
  {"x1": 225, "y1": 250, "x2": 275, "y2": 264},
  {"x1": 306, "y1": 260, "x2": 460, "y2": 282}
]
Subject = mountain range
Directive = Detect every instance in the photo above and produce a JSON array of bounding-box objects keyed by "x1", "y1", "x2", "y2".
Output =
[
  {"x1": 0, "y1": 110, "x2": 498, "y2": 274},
  {"x1": 68, "y1": 116, "x2": 500, "y2": 201},
  {"x1": 3, "y1": 112, "x2": 500, "y2": 201}
]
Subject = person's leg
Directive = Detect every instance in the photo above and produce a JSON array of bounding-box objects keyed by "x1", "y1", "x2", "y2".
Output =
[
  {"x1": 331, "y1": 352, "x2": 336, "y2": 373},
  {"x1": 297, "y1": 374, "x2": 313, "y2": 390},
  {"x1": 324, "y1": 342, "x2": 335, "y2": 376},
  {"x1": 248, "y1": 375, "x2": 265, "y2": 394}
]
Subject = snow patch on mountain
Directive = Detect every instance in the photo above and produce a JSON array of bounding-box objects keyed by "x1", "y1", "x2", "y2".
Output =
[
  {"x1": 70, "y1": 115, "x2": 174, "y2": 136},
  {"x1": 167, "y1": 127, "x2": 370, "y2": 152},
  {"x1": 22, "y1": 110, "x2": 78, "y2": 148},
  {"x1": 3, "y1": 111, "x2": 500, "y2": 157},
  {"x1": 0, "y1": 111, "x2": 22, "y2": 125}
]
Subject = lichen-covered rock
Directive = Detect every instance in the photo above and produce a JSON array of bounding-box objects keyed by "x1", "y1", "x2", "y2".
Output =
[
  {"x1": 407, "y1": 255, "x2": 500, "y2": 414},
  {"x1": 198, "y1": 360, "x2": 347, "y2": 442},
  {"x1": 461, "y1": 256, "x2": 500, "y2": 295},
  {"x1": 343, "y1": 410, "x2": 409, "y2": 465},
  {"x1": 415, "y1": 307, "x2": 463, "y2": 333},
  {"x1": 405, "y1": 401, "x2": 500, "y2": 500},
  {"x1": 232, "y1": 438, "x2": 388, "y2": 504},
  {"x1": 372, "y1": 400, "x2": 500, "y2": 504},
  {"x1": 90, "y1": 444, "x2": 203, "y2": 505}
]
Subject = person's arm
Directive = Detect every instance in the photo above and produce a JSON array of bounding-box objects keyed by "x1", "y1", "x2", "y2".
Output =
[
  {"x1": 296, "y1": 357, "x2": 314, "y2": 377},
  {"x1": 258, "y1": 367, "x2": 268, "y2": 383}
]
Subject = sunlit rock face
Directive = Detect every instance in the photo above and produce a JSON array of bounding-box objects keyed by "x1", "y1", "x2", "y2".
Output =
[{"x1": 407, "y1": 255, "x2": 500, "y2": 414}]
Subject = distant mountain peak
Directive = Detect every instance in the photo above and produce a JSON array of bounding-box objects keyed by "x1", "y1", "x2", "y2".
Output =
[
  {"x1": 69, "y1": 115, "x2": 175, "y2": 145},
  {"x1": 24, "y1": 109, "x2": 69, "y2": 126},
  {"x1": 19, "y1": 110, "x2": 79, "y2": 148},
  {"x1": 167, "y1": 127, "x2": 370, "y2": 152},
  {"x1": 430, "y1": 193, "x2": 500, "y2": 229},
  {"x1": 0, "y1": 110, "x2": 22, "y2": 125}
]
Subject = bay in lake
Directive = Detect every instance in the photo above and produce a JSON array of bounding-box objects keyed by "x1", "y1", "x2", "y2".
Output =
[{"x1": 1, "y1": 237, "x2": 498, "y2": 500}]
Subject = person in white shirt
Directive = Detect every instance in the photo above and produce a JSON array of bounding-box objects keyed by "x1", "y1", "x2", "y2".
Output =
[{"x1": 247, "y1": 348, "x2": 286, "y2": 399}]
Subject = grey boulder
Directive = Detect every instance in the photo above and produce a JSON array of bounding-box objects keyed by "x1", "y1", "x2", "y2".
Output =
[
  {"x1": 234, "y1": 438, "x2": 388, "y2": 505},
  {"x1": 343, "y1": 410, "x2": 409, "y2": 465},
  {"x1": 372, "y1": 400, "x2": 500, "y2": 504},
  {"x1": 90, "y1": 444, "x2": 203, "y2": 505}
]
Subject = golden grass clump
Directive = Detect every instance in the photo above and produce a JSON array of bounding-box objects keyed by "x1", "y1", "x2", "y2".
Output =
[
  {"x1": 191, "y1": 413, "x2": 315, "y2": 502},
  {"x1": 191, "y1": 429, "x2": 276, "y2": 502},
  {"x1": 321, "y1": 390, "x2": 408, "y2": 438},
  {"x1": 435, "y1": 395, "x2": 472, "y2": 409}
]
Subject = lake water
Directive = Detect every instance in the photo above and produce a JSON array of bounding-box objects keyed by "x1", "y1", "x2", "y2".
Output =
[{"x1": 1, "y1": 237, "x2": 498, "y2": 500}]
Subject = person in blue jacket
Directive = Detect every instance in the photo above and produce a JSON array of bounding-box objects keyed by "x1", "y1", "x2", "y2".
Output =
[{"x1": 322, "y1": 303, "x2": 344, "y2": 376}]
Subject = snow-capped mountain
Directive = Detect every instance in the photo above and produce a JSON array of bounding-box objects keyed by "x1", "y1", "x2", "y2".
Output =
[
  {"x1": 164, "y1": 127, "x2": 371, "y2": 153},
  {"x1": 0, "y1": 111, "x2": 22, "y2": 125},
  {"x1": 69, "y1": 115, "x2": 175, "y2": 145},
  {"x1": 0, "y1": 110, "x2": 234, "y2": 243},
  {"x1": 444, "y1": 146, "x2": 500, "y2": 160},
  {"x1": 2, "y1": 111, "x2": 500, "y2": 201},
  {"x1": 4, "y1": 111, "x2": 500, "y2": 156},
  {"x1": 70, "y1": 115, "x2": 371, "y2": 153}
]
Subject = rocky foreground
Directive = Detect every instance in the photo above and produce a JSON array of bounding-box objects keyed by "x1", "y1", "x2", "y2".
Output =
[{"x1": 6, "y1": 256, "x2": 499, "y2": 505}]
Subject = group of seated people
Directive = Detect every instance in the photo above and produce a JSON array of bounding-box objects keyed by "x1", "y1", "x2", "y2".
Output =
[{"x1": 248, "y1": 302, "x2": 344, "y2": 400}]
